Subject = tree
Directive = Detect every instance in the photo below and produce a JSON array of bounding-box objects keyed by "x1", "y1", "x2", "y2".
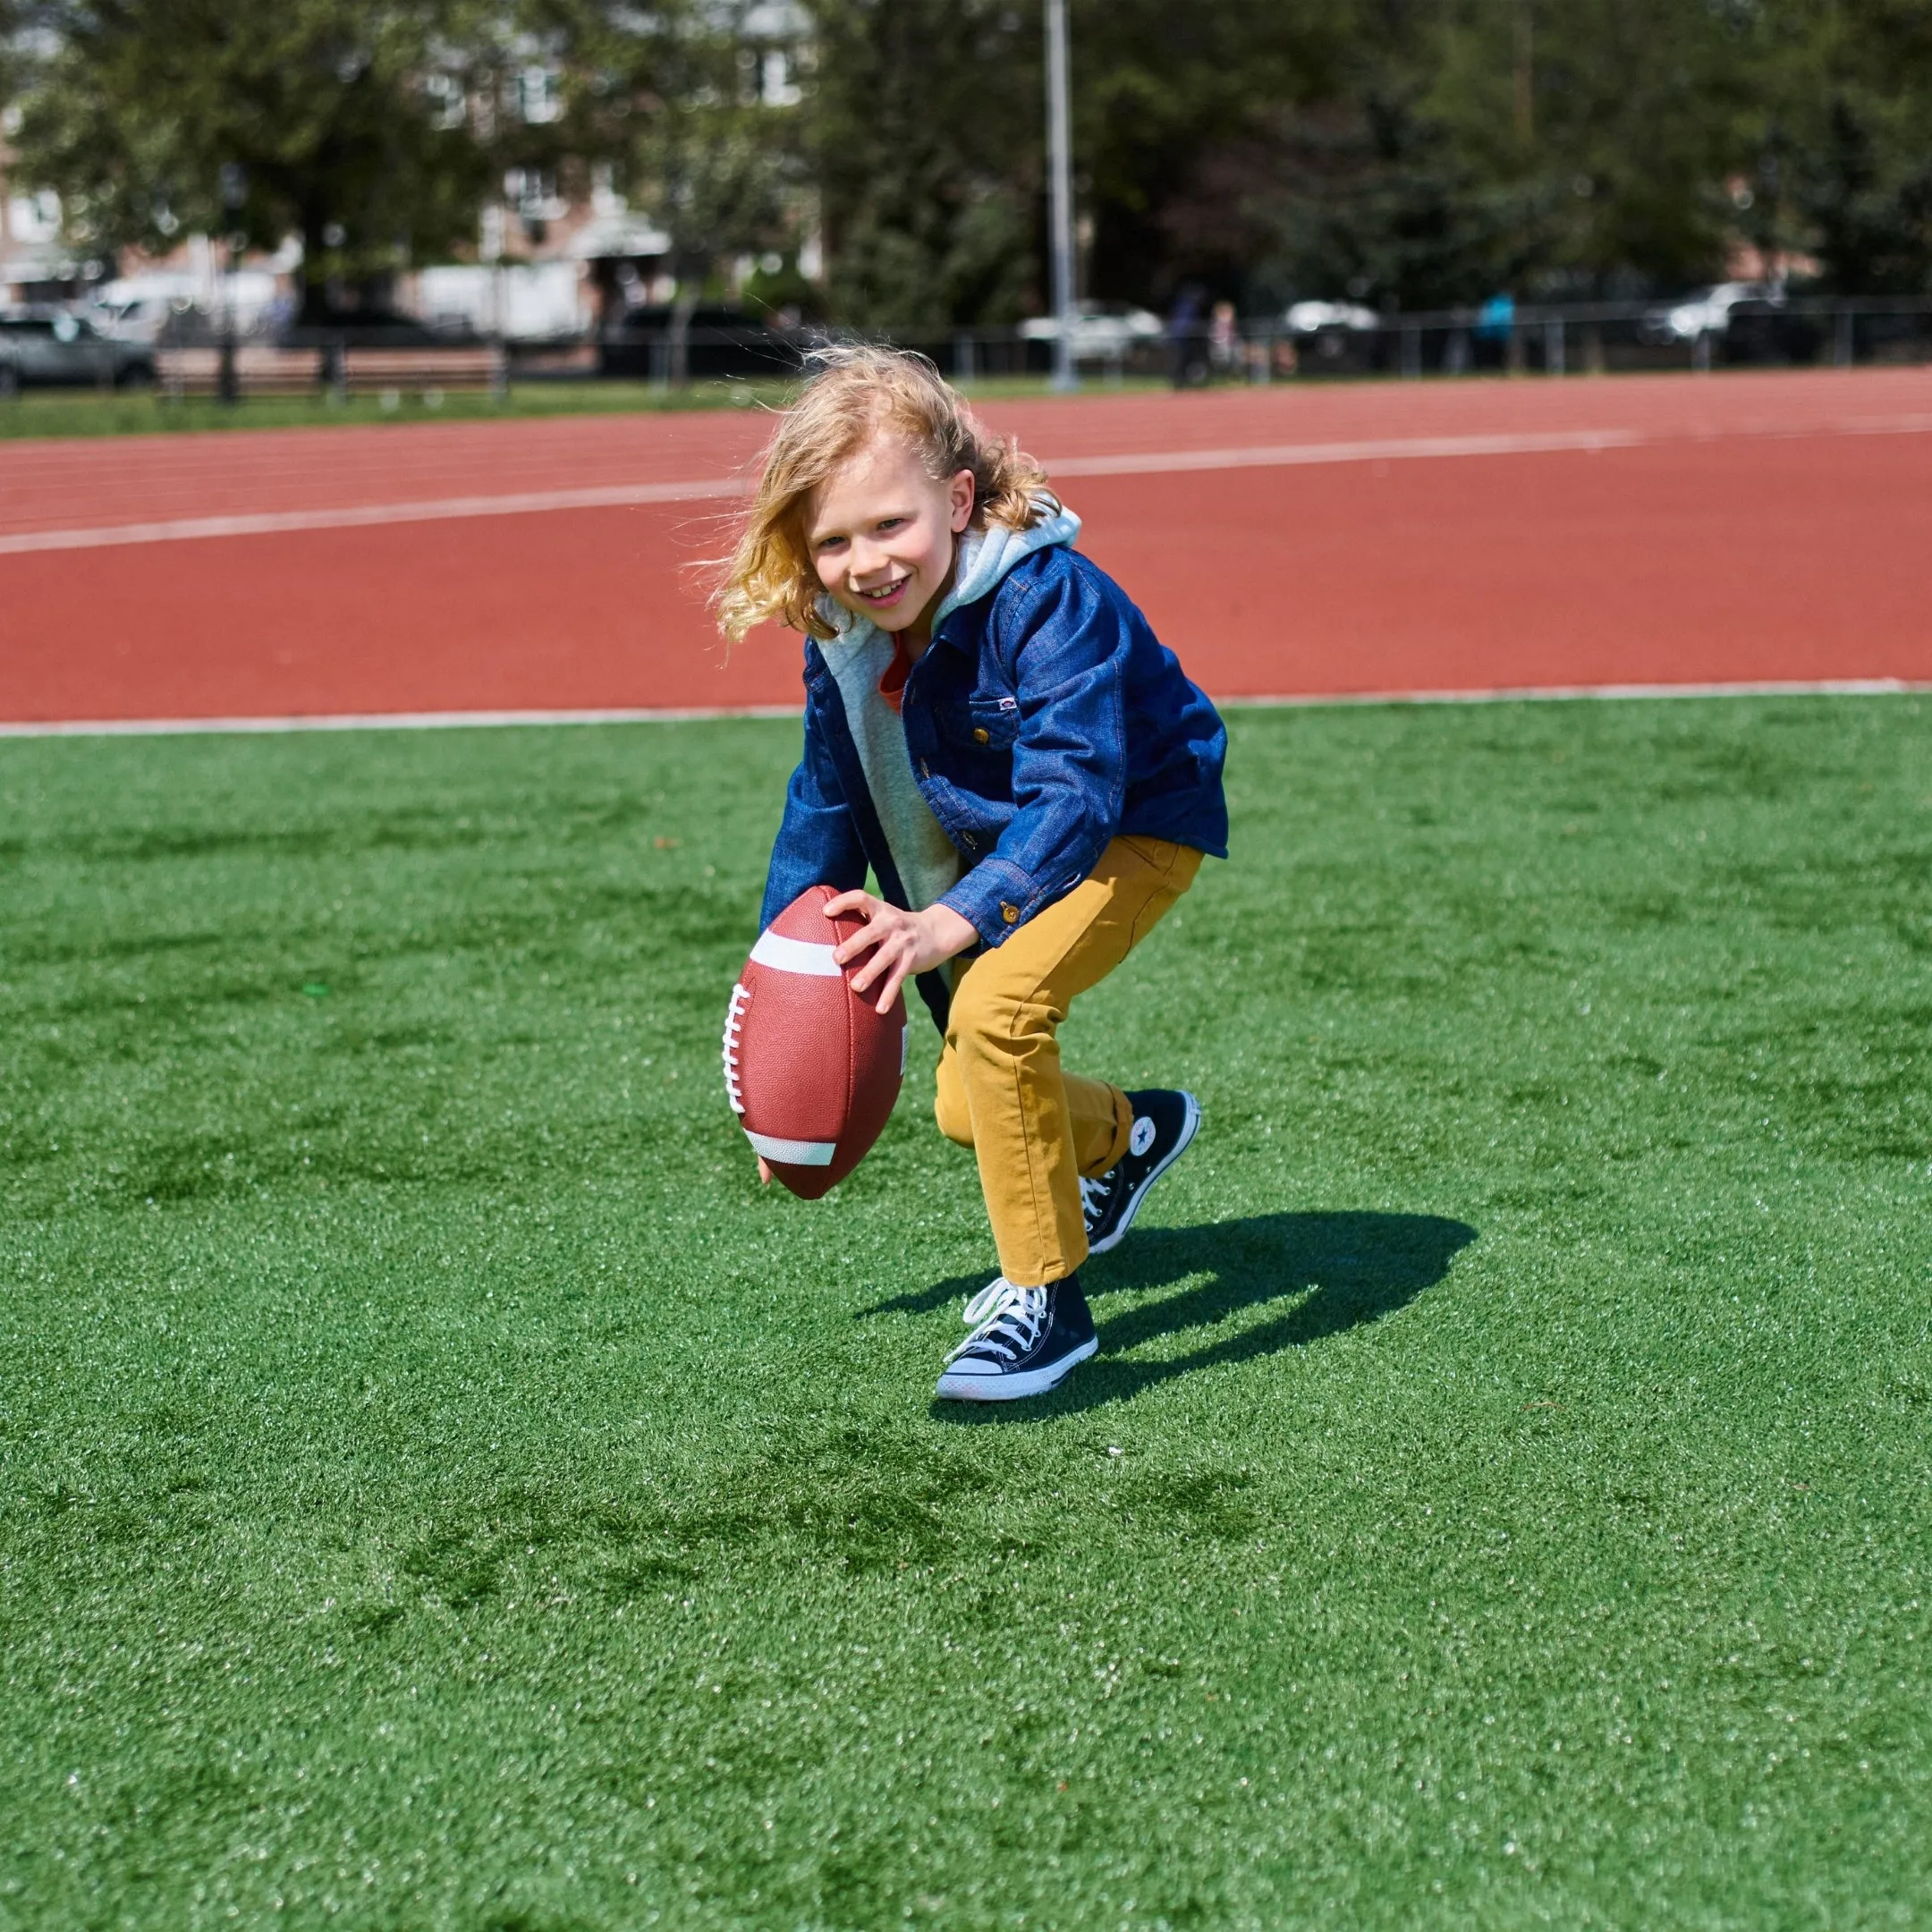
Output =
[
  {"x1": 1219, "y1": 0, "x2": 1768, "y2": 310},
  {"x1": 1071, "y1": 0, "x2": 1343, "y2": 309},
  {"x1": 539, "y1": 0, "x2": 808, "y2": 301},
  {"x1": 1767, "y1": 0, "x2": 1932, "y2": 292},
  {"x1": 806, "y1": 0, "x2": 1041, "y2": 330},
  {"x1": 1, "y1": 0, "x2": 513, "y2": 319},
  {"x1": 6, "y1": 0, "x2": 1924, "y2": 340}
]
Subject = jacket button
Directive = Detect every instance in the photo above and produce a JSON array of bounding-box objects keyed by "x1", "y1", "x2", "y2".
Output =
[
  {"x1": 1001, "y1": 903, "x2": 1020, "y2": 924},
  {"x1": 972, "y1": 726, "x2": 990, "y2": 744}
]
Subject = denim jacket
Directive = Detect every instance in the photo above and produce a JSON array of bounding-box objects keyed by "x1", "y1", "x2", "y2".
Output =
[{"x1": 759, "y1": 534, "x2": 1228, "y2": 1030}]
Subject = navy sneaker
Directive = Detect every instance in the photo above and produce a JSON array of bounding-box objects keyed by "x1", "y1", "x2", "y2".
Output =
[
  {"x1": 935, "y1": 1276, "x2": 1097, "y2": 1402},
  {"x1": 1081, "y1": 1089, "x2": 1200, "y2": 1256}
]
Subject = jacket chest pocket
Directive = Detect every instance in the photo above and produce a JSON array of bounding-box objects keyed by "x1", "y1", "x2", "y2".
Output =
[{"x1": 936, "y1": 695, "x2": 1021, "y2": 753}]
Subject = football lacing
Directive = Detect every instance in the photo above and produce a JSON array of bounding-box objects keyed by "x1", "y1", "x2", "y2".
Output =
[{"x1": 720, "y1": 981, "x2": 750, "y2": 1114}]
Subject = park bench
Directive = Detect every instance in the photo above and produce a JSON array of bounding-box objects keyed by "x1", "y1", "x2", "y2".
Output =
[
  {"x1": 157, "y1": 345, "x2": 322, "y2": 398},
  {"x1": 339, "y1": 346, "x2": 504, "y2": 397},
  {"x1": 157, "y1": 343, "x2": 504, "y2": 401}
]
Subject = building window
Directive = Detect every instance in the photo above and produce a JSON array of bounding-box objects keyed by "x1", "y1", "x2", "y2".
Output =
[
  {"x1": 759, "y1": 49, "x2": 801, "y2": 106},
  {"x1": 7, "y1": 191, "x2": 62, "y2": 244},
  {"x1": 513, "y1": 65, "x2": 562, "y2": 125},
  {"x1": 424, "y1": 72, "x2": 466, "y2": 130},
  {"x1": 504, "y1": 169, "x2": 563, "y2": 223}
]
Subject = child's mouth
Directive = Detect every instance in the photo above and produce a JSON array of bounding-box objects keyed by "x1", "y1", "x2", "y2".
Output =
[{"x1": 857, "y1": 578, "x2": 910, "y2": 607}]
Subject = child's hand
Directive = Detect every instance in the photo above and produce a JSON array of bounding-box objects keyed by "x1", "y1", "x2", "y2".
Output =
[
  {"x1": 826, "y1": 892, "x2": 979, "y2": 1015},
  {"x1": 757, "y1": 1157, "x2": 773, "y2": 1186}
]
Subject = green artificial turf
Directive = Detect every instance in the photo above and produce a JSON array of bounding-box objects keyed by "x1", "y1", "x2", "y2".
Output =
[
  {"x1": 2, "y1": 698, "x2": 1928, "y2": 1929},
  {"x1": 0, "y1": 375, "x2": 1169, "y2": 440}
]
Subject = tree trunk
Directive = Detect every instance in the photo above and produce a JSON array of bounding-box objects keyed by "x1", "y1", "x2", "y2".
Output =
[
  {"x1": 298, "y1": 213, "x2": 334, "y2": 327},
  {"x1": 668, "y1": 288, "x2": 700, "y2": 388}
]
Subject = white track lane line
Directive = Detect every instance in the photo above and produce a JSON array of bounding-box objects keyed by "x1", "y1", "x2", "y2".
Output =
[
  {"x1": 0, "y1": 477, "x2": 747, "y2": 556},
  {"x1": 3, "y1": 683, "x2": 1924, "y2": 739},
  {"x1": 6, "y1": 413, "x2": 1932, "y2": 558},
  {"x1": 1046, "y1": 428, "x2": 1642, "y2": 476}
]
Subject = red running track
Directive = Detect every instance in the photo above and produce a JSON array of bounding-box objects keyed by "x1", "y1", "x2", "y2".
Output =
[{"x1": 2, "y1": 367, "x2": 1929, "y2": 724}]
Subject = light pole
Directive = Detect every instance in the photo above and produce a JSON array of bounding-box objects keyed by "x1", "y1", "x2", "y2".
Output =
[
  {"x1": 1044, "y1": 0, "x2": 1077, "y2": 393},
  {"x1": 216, "y1": 162, "x2": 247, "y2": 405}
]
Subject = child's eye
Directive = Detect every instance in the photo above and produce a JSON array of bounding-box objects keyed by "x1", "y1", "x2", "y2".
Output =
[{"x1": 876, "y1": 517, "x2": 904, "y2": 533}]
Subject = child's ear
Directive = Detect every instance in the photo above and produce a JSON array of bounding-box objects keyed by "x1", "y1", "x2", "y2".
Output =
[{"x1": 949, "y1": 468, "x2": 976, "y2": 534}]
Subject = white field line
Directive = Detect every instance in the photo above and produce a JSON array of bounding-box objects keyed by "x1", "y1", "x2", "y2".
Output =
[
  {"x1": 2, "y1": 682, "x2": 1923, "y2": 739},
  {"x1": 1219, "y1": 678, "x2": 1929, "y2": 707},
  {"x1": 6, "y1": 412, "x2": 1932, "y2": 559}
]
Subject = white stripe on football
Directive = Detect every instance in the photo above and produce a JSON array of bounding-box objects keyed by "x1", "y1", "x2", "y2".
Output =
[
  {"x1": 748, "y1": 929, "x2": 843, "y2": 976},
  {"x1": 744, "y1": 1131, "x2": 837, "y2": 1166}
]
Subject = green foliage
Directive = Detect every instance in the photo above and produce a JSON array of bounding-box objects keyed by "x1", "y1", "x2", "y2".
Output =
[
  {"x1": 1073, "y1": 0, "x2": 1345, "y2": 306},
  {"x1": 1, "y1": 697, "x2": 1929, "y2": 1925},
  {"x1": 1184, "y1": 0, "x2": 1769, "y2": 307},
  {"x1": 803, "y1": 0, "x2": 1932, "y2": 318},
  {"x1": 1767, "y1": 0, "x2": 1932, "y2": 292},
  {"x1": 539, "y1": 0, "x2": 809, "y2": 288},
  {"x1": 1, "y1": 0, "x2": 513, "y2": 305},
  {"x1": 4, "y1": 0, "x2": 1930, "y2": 322},
  {"x1": 808, "y1": 0, "x2": 1041, "y2": 327}
]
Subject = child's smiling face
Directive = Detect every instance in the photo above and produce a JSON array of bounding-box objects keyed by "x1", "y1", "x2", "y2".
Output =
[{"x1": 808, "y1": 432, "x2": 975, "y2": 646}]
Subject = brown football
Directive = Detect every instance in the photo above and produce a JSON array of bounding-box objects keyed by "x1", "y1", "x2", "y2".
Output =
[{"x1": 721, "y1": 886, "x2": 908, "y2": 1199}]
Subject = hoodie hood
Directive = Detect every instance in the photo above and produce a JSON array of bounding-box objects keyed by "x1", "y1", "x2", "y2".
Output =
[{"x1": 818, "y1": 494, "x2": 1080, "y2": 646}]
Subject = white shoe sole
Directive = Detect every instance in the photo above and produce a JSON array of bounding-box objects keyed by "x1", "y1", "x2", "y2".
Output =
[
  {"x1": 1087, "y1": 1091, "x2": 1200, "y2": 1257},
  {"x1": 935, "y1": 1335, "x2": 1097, "y2": 1402}
]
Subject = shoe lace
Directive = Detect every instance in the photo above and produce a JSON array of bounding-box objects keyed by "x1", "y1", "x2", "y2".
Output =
[
  {"x1": 946, "y1": 1281, "x2": 1048, "y2": 1365},
  {"x1": 1080, "y1": 1171, "x2": 1115, "y2": 1224},
  {"x1": 961, "y1": 1278, "x2": 1012, "y2": 1326}
]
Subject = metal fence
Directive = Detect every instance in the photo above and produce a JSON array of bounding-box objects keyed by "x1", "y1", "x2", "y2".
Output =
[
  {"x1": 841, "y1": 295, "x2": 1932, "y2": 390},
  {"x1": 88, "y1": 291, "x2": 1932, "y2": 402}
]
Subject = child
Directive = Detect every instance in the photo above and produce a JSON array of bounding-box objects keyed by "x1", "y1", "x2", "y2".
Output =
[{"x1": 716, "y1": 346, "x2": 1227, "y2": 1401}]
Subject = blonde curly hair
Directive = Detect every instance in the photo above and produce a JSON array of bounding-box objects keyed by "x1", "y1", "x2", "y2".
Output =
[{"x1": 713, "y1": 344, "x2": 1051, "y2": 643}]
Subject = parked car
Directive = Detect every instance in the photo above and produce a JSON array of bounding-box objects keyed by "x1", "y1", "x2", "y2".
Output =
[
  {"x1": 1640, "y1": 281, "x2": 1782, "y2": 345},
  {"x1": 0, "y1": 309, "x2": 157, "y2": 392},
  {"x1": 271, "y1": 307, "x2": 449, "y2": 348},
  {"x1": 1640, "y1": 281, "x2": 1822, "y2": 363},
  {"x1": 1284, "y1": 299, "x2": 1383, "y2": 372},
  {"x1": 1019, "y1": 303, "x2": 1164, "y2": 360},
  {"x1": 90, "y1": 286, "x2": 199, "y2": 343},
  {"x1": 599, "y1": 304, "x2": 803, "y2": 380},
  {"x1": 91, "y1": 269, "x2": 282, "y2": 343},
  {"x1": 1284, "y1": 300, "x2": 1379, "y2": 336},
  {"x1": 1721, "y1": 293, "x2": 1823, "y2": 364}
]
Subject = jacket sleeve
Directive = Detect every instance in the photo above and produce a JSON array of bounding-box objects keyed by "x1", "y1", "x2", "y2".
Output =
[
  {"x1": 937, "y1": 561, "x2": 1127, "y2": 948},
  {"x1": 758, "y1": 699, "x2": 869, "y2": 931}
]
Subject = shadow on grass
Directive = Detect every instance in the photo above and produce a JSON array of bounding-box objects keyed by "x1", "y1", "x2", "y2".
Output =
[{"x1": 860, "y1": 1210, "x2": 1477, "y2": 1417}]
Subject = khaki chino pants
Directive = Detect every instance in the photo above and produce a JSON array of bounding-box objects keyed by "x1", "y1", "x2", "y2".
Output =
[{"x1": 934, "y1": 835, "x2": 1202, "y2": 1286}]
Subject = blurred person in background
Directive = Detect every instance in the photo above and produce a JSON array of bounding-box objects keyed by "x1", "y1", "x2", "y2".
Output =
[
  {"x1": 1209, "y1": 300, "x2": 1239, "y2": 377},
  {"x1": 1166, "y1": 284, "x2": 1207, "y2": 388}
]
